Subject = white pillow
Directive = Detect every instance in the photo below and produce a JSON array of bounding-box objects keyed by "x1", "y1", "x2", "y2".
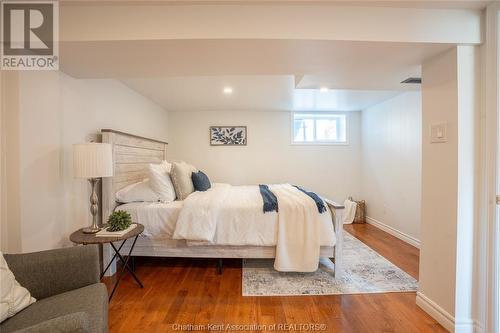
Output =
[
  {"x1": 115, "y1": 179, "x2": 159, "y2": 203},
  {"x1": 148, "y1": 161, "x2": 176, "y2": 203},
  {"x1": 0, "y1": 252, "x2": 36, "y2": 323},
  {"x1": 170, "y1": 161, "x2": 197, "y2": 200}
]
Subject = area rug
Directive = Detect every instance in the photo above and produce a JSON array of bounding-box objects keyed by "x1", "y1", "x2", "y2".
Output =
[{"x1": 242, "y1": 231, "x2": 418, "y2": 296}]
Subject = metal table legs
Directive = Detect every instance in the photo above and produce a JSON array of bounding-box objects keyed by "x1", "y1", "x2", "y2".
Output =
[{"x1": 101, "y1": 236, "x2": 144, "y2": 301}]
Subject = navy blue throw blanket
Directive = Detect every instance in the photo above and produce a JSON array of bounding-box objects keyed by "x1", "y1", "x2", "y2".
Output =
[
  {"x1": 294, "y1": 185, "x2": 327, "y2": 214},
  {"x1": 259, "y1": 184, "x2": 278, "y2": 213}
]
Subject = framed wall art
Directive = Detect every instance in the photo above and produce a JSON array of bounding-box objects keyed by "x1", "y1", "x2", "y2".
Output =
[{"x1": 210, "y1": 126, "x2": 247, "y2": 146}]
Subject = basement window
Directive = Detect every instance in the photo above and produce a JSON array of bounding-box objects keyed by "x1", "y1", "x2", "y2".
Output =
[{"x1": 292, "y1": 112, "x2": 348, "y2": 144}]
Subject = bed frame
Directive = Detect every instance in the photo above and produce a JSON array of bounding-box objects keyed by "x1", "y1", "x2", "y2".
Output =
[{"x1": 101, "y1": 129, "x2": 344, "y2": 277}]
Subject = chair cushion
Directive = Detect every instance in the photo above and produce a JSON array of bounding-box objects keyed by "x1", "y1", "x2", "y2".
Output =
[
  {"x1": 0, "y1": 283, "x2": 107, "y2": 333},
  {"x1": 17, "y1": 312, "x2": 90, "y2": 333}
]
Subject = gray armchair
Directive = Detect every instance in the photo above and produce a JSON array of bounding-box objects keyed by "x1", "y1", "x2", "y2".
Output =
[{"x1": 1, "y1": 246, "x2": 108, "y2": 333}]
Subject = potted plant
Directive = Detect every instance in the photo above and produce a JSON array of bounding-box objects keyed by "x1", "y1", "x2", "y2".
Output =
[{"x1": 106, "y1": 210, "x2": 132, "y2": 232}]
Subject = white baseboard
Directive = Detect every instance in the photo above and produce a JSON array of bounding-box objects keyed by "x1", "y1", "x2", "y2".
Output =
[
  {"x1": 415, "y1": 292, "x2": 480, "y2": 333},
  {"x1": 416, "y1": 292, "x2": 455, "y2": 332},
  {"x1": 365, "y1": 216, "x2": 421, "y2": 248},
  {"x1": 455, "y1": 319, "x2": 476, "y2": 333},
  {"x1": 472, "y1": 320, "x2": 484, "y2": 333}
]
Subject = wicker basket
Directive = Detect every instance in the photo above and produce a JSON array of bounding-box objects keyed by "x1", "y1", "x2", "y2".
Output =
[{"x1": 349, "y1": 197, "x2": 366, "y2": 223}]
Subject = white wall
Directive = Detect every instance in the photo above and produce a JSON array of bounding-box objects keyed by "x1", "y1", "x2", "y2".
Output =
[
  {"x1": 455, "y1": 45, "x2": 480, "y2": 332},
  {"x1": 417, "y1": 45, "x2": 481, "y2": 333},
  {"x1": 0, "y1": 69, "x2": 6, "y2": 251},
  {"x1": 1, "y1": 72, "x2": 22, "y2": 253},
  {"x1": 1, "y1": 71, "x2": 168, "y2": 253},
  {"x1": 418, "y1": 48, "x2": 459, "y2": 328},
  {"x1": 361, "y1": 92, "x2": 422, "y2": 245},
  {"x1": 168, "y1": 110, "x2": 361, "y2": 202}
]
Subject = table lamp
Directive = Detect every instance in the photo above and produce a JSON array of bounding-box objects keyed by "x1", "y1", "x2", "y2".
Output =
[{"x1": 73, "y1": 143, "x2": 113, "y2": 233}]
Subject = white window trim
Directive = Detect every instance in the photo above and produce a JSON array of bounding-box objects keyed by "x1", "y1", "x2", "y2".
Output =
[{"x1": 290, "y1": 111, "x2": 350, "y2": 146}]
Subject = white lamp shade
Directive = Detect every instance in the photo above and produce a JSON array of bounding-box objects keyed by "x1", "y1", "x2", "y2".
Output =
[{"x1": 73, "y1": 143, "x2": 113, "y2": 178}]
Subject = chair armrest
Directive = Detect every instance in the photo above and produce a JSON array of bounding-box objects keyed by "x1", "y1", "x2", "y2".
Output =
[
  {"x1": 4, "y1": 245, "x2": 100, "y2": 300},
  {"x1": 11, "y1": 312, "x2": 90, "y2": 333}
]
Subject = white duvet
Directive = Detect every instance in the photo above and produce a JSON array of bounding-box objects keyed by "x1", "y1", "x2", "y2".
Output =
[{"x1": 173, "y1": 183, "x2": 335, "y2": 272}]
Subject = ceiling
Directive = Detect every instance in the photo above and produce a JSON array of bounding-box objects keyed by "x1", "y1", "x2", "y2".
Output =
[
  {"x1": 123, "y1": 76, "x2": 295, "y2": 112},
  {"x1": 59, "y1": 0, "x2": 493, "y2": 10},
  {"x1": 123, "y1": 76, "x2": 401, "y2": 112},
  {"x1": 60, "y1": 39, "x2": 453, "y2": 111},
  {"x1": 292, "y1": 89, "x2": 401, "y2": 112}
]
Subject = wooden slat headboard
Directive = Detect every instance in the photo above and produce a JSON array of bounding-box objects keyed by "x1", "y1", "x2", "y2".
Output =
[{"x1": 101, "y1": 129, "x2": 168, "y2": 222}]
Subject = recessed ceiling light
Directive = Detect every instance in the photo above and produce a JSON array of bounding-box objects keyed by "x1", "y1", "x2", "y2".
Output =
[
  {"x1": 223, "y1": 87, "x2": 233, "y2": 95},
  {"x1": 319, "y1": 87, "x2": 329, "y2": 92}
]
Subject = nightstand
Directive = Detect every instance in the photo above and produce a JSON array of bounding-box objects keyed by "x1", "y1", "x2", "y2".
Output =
[{"x1": 69, "y1": 223, "x2": 145, "y2": 300}]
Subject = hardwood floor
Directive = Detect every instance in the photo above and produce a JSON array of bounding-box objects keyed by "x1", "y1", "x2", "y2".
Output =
[
  {"x1": 104, "y1": 224, "x2": 446, "y2": 333},
  {"x1": 343, "y1": 224, "x2": 420, "y2": 279}
]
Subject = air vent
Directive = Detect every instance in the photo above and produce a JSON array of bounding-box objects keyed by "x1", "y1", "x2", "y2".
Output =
[{"x1": 401, "y1": 77, "x2": 422, "y2": 84}]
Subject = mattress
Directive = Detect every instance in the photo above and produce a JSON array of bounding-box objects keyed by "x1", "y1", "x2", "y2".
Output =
[{"x1": 116, "y1": 201, "x2": 183, "y2": 239}]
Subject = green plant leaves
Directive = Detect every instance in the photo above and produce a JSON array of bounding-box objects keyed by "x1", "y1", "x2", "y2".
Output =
[{"x1": 107, "y1": 210, "x2": 132, "y2": 232}]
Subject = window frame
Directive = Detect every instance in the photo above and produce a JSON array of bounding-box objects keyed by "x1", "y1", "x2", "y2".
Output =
[{"x1": 290, "y1": 111, "x2": 350, "y2": 146}]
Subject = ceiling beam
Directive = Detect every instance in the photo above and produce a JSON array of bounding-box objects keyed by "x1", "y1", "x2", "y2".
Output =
[{"x1": 60, "y1": 4, "x2": 482, "y2": 44}]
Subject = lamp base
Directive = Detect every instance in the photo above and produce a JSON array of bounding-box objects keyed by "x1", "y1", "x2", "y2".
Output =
[
  {"x1": 84, "y1": 178, "x2": 101, "y2": 234},
  {"x1": 82, "y1": 226, "x2": 101, "y2": 234}
]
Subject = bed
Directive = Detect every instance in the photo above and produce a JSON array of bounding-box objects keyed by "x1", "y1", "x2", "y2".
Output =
[{"x1": 101, "y1": 129, "x2": 344, "y2": 277}]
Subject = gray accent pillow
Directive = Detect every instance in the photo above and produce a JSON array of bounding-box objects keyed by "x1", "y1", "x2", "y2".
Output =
[{"x1": 170, "y1": 162, "x2": 197, "y2": 200}]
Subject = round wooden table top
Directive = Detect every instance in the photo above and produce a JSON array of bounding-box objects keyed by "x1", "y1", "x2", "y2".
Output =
[{"x1": 69, "y1": 223, "x2": 144, "y2": 245}]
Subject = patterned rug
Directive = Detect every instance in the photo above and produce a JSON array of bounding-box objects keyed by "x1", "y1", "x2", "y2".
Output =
[{"x1": 242, "y1": 231, "x2": 418, "y2": 296}]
